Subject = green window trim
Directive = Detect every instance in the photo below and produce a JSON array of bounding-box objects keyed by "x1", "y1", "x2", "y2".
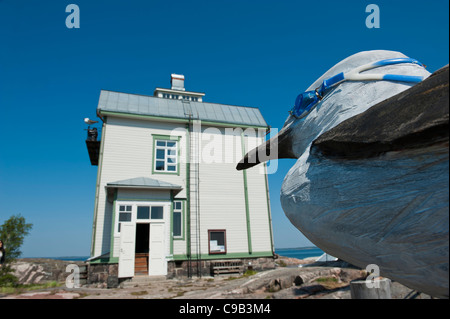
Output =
[
  {"x1": 152, "y1": 134, "x2": 181, "y2": 176},
  {"x1": 172, "y1": 200, "x2": 186, "y2": 241}
]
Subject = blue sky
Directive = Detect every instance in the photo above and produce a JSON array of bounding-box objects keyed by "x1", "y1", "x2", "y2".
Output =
[{"x1": 0, "y1": 0, "x2": 448, "y2": 257}]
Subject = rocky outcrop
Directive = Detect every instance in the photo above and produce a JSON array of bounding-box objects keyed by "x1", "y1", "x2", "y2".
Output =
[
  {"x1": 3, "y1": 257, "x2": 433, "y2": 299},
  {"x1": 11, "y1": 258, "x2": 87, "y2": 285},
  {"x1": 259, "y1": 266, "x2": 365, "y2": 295}
]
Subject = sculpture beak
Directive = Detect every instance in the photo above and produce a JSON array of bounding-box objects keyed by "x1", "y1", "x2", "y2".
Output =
[{"x1": 236, "y1": 124, "x2": 296, "y2": 170}]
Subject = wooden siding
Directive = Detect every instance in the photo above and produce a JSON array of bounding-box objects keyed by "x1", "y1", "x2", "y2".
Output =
[
  {"x1": 92, "y1": 117, "x2": 186, "y2": 257},
  {"x1": 92, "y1": 116, "x2": 273, "y2": 260},
  {"x1": 246, "y1": 163, "x2": 273, "y2": 253}
]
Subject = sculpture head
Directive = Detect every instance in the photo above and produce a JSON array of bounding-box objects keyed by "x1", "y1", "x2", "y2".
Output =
[{"x1": 236, "y1": 50, "x2": 430, "y2": 170}]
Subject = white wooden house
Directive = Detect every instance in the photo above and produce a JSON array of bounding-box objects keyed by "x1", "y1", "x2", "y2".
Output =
[{"x1": 86, "y1": 75, "x2": 274, "y2": 283}]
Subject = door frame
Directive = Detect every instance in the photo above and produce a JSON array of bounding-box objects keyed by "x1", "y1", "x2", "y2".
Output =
[{"x1": 116, "y1": 201, "x2": 170, "y2": 277}]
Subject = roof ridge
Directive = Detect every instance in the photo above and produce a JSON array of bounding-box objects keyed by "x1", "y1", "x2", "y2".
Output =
[
  {"x1": 107, "y1": 176, "x2": 182, "y2": 189},
  {"x1": 100, "y1": 89, "x2": 261, "y2": 109},
  {"x1": 98, "y1": 90, "x2": 268, "y2": 127}
]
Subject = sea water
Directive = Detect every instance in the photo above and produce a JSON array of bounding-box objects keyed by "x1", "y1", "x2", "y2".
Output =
[
  {"x1": 275, "y1": 247, "x2": 324, "y2": 260},
  {"x1": 41, "y1": 256, "x2": 90, "y2": 261}
]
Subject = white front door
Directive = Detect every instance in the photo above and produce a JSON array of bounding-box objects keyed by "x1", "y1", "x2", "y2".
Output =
[
  {"x1": 148, "y1": 223, "x2": 166, "y2": 276},
  {"x1": 118, "y1": 223, "x2": 136, "y2": 278}
]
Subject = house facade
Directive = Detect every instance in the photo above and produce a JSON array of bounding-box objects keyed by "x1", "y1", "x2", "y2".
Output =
[{"x1": 86, "y1": 75, "x2": 275, "y2": 285}]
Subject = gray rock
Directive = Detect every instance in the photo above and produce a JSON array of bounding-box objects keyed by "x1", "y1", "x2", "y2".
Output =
[
  {"x1": 11, "y1": 258, "x2": 86, "y2": 285},
  {"x1": 293, "y1": 275, "x2": 303, "y2": 286},
  {"x1": 107, "y1": 275, "x2": 119, "y2": 289}
]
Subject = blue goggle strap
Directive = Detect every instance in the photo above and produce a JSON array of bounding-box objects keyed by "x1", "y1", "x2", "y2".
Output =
[
  {"x1": 372, "y1": 58, "x2": 424, "y2": 68},
  {"x1": 292, "y1": 57, "x2": 426, "y2": 118},
  {"x1": 318, "y1": 58, "x2": 425, "y2": 96}
]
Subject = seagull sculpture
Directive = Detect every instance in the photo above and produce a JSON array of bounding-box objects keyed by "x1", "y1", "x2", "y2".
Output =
[{"x1": 237, "y1": 50, "x2": 449, "y2": 298}]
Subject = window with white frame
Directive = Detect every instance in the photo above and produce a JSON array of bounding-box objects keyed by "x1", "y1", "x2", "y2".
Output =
[
  {"x1": 117, "y1": 205, "x2": 132, "y2": 233},
  {"x1": 137, "y1": 205, "x2": 164, "y2": 220},
  {"x1": 154, "y1": 139, "x2": 178, "y2": 173},
  {"x1": 116, "y1": 204, "x2": 165, "y2": 234},
  {"x1": 173, "y1": 201, "x2": 183, "y2": 238}
]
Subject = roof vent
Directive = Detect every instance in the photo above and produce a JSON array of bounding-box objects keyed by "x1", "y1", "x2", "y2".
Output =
[{"x1": 171, "y1": 74, "x2": 185, "y2": 91}]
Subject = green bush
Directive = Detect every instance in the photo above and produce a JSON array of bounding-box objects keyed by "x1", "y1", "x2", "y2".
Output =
[{"x1": 0, "y1": 214, "x2": 33, "y2": 287}]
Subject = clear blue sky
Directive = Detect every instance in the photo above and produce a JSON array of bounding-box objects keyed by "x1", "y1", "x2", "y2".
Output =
[{"x1": 0, "y1": 0, "x2": 448, "y2": 257}]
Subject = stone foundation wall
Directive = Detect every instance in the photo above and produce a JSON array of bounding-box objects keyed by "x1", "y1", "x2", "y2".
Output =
[
  {"x1": 87, "y1": 263, "x2": 119, "y2": 288},
  {"x1": 167, "y1": 257, "x2": 276, "y2": 279},
  {"x1": 87, "y1": 257, "x2": 276, "y2": 286}
]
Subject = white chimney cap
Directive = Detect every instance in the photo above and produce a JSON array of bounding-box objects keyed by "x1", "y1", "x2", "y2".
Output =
[
  {"x1": 171, "y1": 74, "x2": 185, "y2": 91},
  {"x1": 171, "y1": 74, "x2": 185, "y2": 80}
]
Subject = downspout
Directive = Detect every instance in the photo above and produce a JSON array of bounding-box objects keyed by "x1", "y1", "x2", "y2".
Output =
[
  {"x1": 240, "y1": 132, "x2": 253, "y2": 255},
  {"x1": 90, "y1": 114, "x2": 106, "y2": 257}
]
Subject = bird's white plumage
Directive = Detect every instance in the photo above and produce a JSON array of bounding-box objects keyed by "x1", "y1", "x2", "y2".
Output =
[
  {"x1": 283, "y1": 50, "x2": 430, "y2": 158},
  {"x1": 279, "y1": 50, "x2": 448, "y2": 298}
]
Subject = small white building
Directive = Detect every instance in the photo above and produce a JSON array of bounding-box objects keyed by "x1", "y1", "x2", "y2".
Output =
[{"x1": 86, "y1": 75, "x2": 275, "y2": 284}]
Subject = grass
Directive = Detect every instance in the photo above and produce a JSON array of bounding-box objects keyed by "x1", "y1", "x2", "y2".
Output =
[
  {"x1": 243, "y1": 270, "x2": 258, "y2": 277},
  {"x1": 0, "y1": 281, "x2": 61, "y2": 295},
  {"x1": 314, "y1": 276, "x2": 346, "y2": 290},
  {"x1": 315, "y1": 276, "x2": 338, "y2": 283},
  {"x1": 225, "y1": 269, "x2": 258, "y2": 281}
]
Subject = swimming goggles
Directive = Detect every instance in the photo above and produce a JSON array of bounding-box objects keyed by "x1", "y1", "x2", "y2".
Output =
[{"x1": 289, "y1": 58, "x2": 426, "y2": 119}]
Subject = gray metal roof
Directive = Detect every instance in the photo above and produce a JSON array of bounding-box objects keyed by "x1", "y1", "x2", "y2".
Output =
[
  {"x1": 97, "y1": 90, "x2": 268, "y2": 128},
  {"x1": 106, "y1": 177, "x2": 182, "y2": 191}
]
